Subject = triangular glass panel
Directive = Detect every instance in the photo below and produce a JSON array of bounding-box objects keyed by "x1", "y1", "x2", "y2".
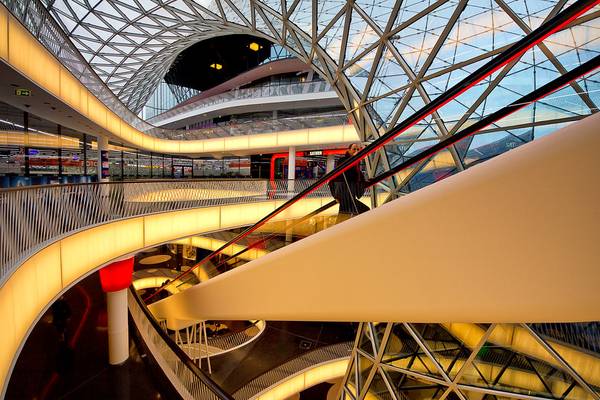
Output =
[
  {"x1": 367, "y1": 45, "x2": 410, "y2": 100},
  {"x1": 389, "y1": 0, "x2": 458, "y2": 75},
  {"x1": 254, "y1": 8, "x2": 276, "y2": 37},
  {"x1": 93, "y1": 1, "x2": 120, "y2": 18},
  {"x1": 576, "y1": 70, "x2": 600, "y2": 111},
  {"x1": 426, "y1": 1, "x2": 526, "y2": 75},
  {"x1": 457, "y1": 323, "x2": 595, "y2": 400},
  {"x1": 359, "y1": 323, "x2": 378, "y2": 357},
  {"x1": 394, "y1": 90, "x2": 428, "y2": 128},
  {"x1": 346, "y1": 358, "x2": 359, "y2": 399},
  {"x1": 354, "y1": 0, "x2": 393, "y2": 31},
  {"x1": 263, "y1": 8, "x2": 284, "y2": 38},
  {"x1": 342, "y1": 387, "x2": 356, "y2": 400},
  {"x1": 545, "y1": 25, "x2": 600, "y2": 70},
  {"x1": 357, "y1": 352, "x2": 375, "y2": 390},
  {"x1": 412, "y1": 323, "x2": 480, "y2": 380},
  {"x1": 345, "y1": 45, "x2": 379, "y2": 96},
  {"x1": 504, "y1": 0, "x2": 556, "y2": 30},
  {"x1": 220, "y1": 0, "x2": 247, "y2": 26},
  {"x1": 284, "y1": 31, "x2": 301, "y2": 55},
  {"x1": 311, "y1": 55, "x2": 327, "y2": 77},
  {"x1": 83, "y1": 12, "x2": 110, "y2": 30},
  {"x1": 392, "y1": 0, "x2": 445, "y2": 32},
  {"x1": 373, "y1": 322, "x2": 387, "y2": 352},
  {"x1": 367, "y1": 96, "x2": 403, "y2": 131},
  {"x1": 288, "y1": 0, "x2": 312, "y2": 33},
  {"x1": 318, "y1": 12, "x2": 345, "y2": 62},
  {"x1": 364, "y1": 368, "x2": 394, "y2": 400},
  {"x1": 382, "y1": 367, "x2": 449, "y2": 399},
  {"x1": 344, "y1": 7, "x2": 380, "y2": 66},
  {"x1": 191, "y1": 4, "x2": 218, "y2": 21},
  {"x1": 317, "y1": 0, "x2": 347, "y2": 36},
  {"x1": 534, "y1": 84, "x2": 593, "y2": 121},
  {"x1": 402, "y1": 149, "x2": 456, "y2": 192},
  {"x1": 462, "y1": 130, "x2": 526, "y2": 167},
  {"x1": 294, "y1": 31, "x2": 313, "y2": 60},
  {"x1": 453, "y1": 134, "x2": 474, "y2": 161},
  {"x1": 260, "y1": 0, "x2": 282, "y2": 13},
  {"x1": 421, "y1": 56, "x2": 489, "y2": 106},
  {"x1": 113, "y1": 1, "x2": 143, "y2": 20},
  {"x1": 433, "y1": 97, "x2": 474, "y2": 134},
  {"x1": 382, "y1": 323, "x2": 443, "y2": 379},
  {"x1": 473, "y1": 48, "x2": 563, "y2": 118}
]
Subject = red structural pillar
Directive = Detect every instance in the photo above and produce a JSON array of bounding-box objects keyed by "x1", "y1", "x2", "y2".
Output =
[{"x1": 99, "y1": 257, "x2": 133, "y2": 365}]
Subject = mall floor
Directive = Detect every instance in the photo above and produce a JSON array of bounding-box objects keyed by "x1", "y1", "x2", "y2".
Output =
[
  {"x1": 6, "y1": 246, "x2": 356, "y2": 399},
  {"x1": 6, "y1": 273, "x2": 163, "y2": 400}
]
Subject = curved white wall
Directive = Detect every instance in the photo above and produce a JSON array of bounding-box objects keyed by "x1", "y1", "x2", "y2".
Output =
[
  {"x1": 149, "y1": 113, "x2": 600, "y2": 323},
  {"x1": 0, "y1": 196, "x2": 337, "y2": 397}
]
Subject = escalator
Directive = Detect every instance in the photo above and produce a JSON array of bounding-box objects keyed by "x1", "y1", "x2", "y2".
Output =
[
  {"x1": 139, "y1": 3, "x2": 600, "y2": 397},
  {"x1": 147, "y1": 50, "x2": 600, "y2": 322}
]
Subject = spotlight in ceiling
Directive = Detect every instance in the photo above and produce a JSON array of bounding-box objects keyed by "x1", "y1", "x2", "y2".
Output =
[
  {"x1": 248, "y1": 42, "x2": 262, "y2": 51},
  {"x1": 210, "y1": 63, "x2": 223, "y2": 70}
]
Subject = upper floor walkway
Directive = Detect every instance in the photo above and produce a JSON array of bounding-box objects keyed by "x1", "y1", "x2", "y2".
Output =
[{"x1": 147, "y1": 80, "x2": 340, "y2": 129}]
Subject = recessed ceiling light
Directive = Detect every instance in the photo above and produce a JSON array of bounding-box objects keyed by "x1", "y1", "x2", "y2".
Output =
[{"x1": 249, "y1": 42, "x2": 262, "y2": 51}]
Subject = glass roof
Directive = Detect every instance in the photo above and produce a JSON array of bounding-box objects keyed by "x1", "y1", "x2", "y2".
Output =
[{"x1": 31, "y1": 0, "x2": 600, "y2": 181}]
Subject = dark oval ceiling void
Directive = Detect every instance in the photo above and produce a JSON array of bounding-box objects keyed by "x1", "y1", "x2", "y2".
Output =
[{"x1": 164, "y1": 34, "x2": 273, "y2": 92}]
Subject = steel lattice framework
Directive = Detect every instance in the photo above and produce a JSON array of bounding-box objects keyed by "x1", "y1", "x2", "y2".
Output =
[
  {"x1": 37, "y1": 0, "x2": 600, "y2": 193},
  {"x1": 341, "y1": 322, "x2": 600, "y2": 400}
]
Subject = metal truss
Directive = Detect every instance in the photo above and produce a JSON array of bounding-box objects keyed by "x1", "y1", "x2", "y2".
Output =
[
  {"x1": 2, "y1": 0, "x2": 598, "y2": 188},
  {"x1": 340, "y1": 322, "x2": 600, "y2": 400}
]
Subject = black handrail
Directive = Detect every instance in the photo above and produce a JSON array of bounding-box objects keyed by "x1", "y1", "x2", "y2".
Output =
[
  {"x1": 171, "y1": 53, "x2": 600, "y2": 281},
  {"x1": 146, "y1": 0, "x2": 599, "y2": 302},
  {"x1": 371, "y1": 54, "x2": 600, "y2": 186},
  {"x1": 129, "y1": 286, "x2": 234, "y2": 400}
]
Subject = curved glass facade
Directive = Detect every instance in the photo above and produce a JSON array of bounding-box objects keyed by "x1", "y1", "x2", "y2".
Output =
[{"x1": 33, "y1": 0, "x2": 599, "y2": 191}]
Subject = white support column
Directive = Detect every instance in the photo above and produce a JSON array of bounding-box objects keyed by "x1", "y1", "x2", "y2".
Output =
[
  {"x1": 326, "y1": 154, "x2": 336, "y2": 173},
  {"x1": 97, "y1": 136, "x2": 109, "y2": 182},
  {"x1": 288, "y1": 146, "x2": 296, "y2": 195},
  {"x1": 288, "y1": 146, "x2": 296, "y2": 180},
  {"x1": 106, "y1": 288, "x2": 129, "y2": 365}
]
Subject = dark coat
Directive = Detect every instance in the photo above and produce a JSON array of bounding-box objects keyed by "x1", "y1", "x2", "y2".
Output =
[{"x1": 329, "y1": 153, "x2": 368, "y2": 215}]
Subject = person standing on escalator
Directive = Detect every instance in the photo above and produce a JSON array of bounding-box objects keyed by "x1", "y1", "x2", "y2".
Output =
[{"x1": 329, "y1": 143, "x2": 369, "y2": 219}]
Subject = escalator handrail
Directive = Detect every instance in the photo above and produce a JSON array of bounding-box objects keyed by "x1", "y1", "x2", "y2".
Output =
[
  {"x1": 172, "y1": 54, "x2": 600, "y2": 284},
  {"x1": 367, "y1": 54, "x2": 600, "y2": 187},
  {"x1": 144, "y1": 0, "x2": 599, "y2": 302},
  {"x1": 129, "y1": 286, "x2": 235, "y2": 400}
]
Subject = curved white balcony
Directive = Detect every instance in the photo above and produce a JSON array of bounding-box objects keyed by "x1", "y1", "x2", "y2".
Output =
[{"x1": 146, "y1": 81, "x2": 340, "y2": 130}]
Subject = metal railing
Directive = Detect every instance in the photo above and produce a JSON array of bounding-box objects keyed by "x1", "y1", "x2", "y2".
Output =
[
  {"x1": 530, "y1": 323, "x2": 600, "y2": 355},
  {"x1": 159, "y1": 112, "x2": 349, "y2": 141},
  {"x1": 206, "y1": 320, "x2": 265, "y2": 355},
  {"x1": 147, "y1": 80, "x2": 333, "y2": 126},
  {"x1": 128, "y1": 288, "x2": 233, "y2": 400},
  {"x1": 232, "y1": 341, "x2": 353, "y2": 400},
  {"x1": 0, "y1": 179, "x2": 325, "y2": 285}
]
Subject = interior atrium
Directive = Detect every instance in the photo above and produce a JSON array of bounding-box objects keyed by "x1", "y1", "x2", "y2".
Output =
[{"x1": 0, "y1": 0, "x2": 599, "y2": 399}]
